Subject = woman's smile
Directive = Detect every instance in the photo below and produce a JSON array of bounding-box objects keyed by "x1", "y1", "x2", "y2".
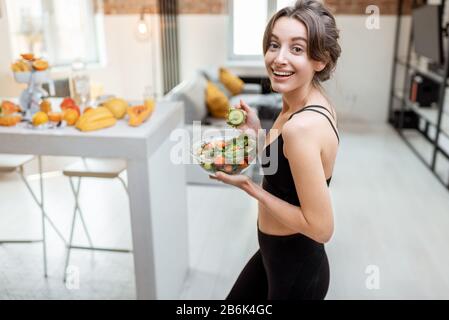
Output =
[{"x1": 271, "y1": 68, "x2": 296, "y2": 81}]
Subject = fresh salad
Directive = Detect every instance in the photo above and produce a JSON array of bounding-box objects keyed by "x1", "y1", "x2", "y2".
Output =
[{"x1": 193, "y1": 133, "x2": 257, "y2": 175}]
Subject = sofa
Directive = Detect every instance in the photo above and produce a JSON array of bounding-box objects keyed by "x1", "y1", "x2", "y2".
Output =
[{"x1": 163, "y1": 68, "x2": 282, "y2": 185}]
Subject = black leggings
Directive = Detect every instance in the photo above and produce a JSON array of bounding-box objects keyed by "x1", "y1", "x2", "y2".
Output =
[{"x1": 226, "y1": 228, "x2": 330, "y2": 300}]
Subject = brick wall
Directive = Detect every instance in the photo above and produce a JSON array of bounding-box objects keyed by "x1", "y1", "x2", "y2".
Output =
[{"x1": 101, "y1": 0, "x2": 415, "y2": 15}]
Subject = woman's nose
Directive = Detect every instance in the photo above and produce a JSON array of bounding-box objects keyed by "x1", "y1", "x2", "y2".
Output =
[{"x1": 274, "y1": 48, "x2": 288, "y2": 65}]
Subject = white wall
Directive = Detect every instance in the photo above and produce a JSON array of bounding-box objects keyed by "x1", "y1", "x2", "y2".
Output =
[
  {"x1": 86, "y1": 14, "x2": 163, "y2": 100},
  {"x1": 0, "y1": 0, "x2": 21, "y2": 96},
  {"x1": 177, "y1": 14, "x2": 403, "y2": 124},
  {"x1": 324, "y1": 15, "x2": 398, "y2": 123},
  {"x1": 178, "y1": 15, "x2": 229, "y2": 81}
]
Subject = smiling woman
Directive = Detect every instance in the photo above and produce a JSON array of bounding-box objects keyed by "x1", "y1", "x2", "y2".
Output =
[{"x1": 213, "y1": 0, "x2": 342, "y2": 300}]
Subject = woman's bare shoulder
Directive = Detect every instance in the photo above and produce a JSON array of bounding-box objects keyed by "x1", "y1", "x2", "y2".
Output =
[{"x1": 306, "y1": 100, "x2": 337, "y2": 122}]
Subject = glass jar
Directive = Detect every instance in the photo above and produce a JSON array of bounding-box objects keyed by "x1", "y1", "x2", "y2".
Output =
[
  {"x1": 143, "y1": 85, "x2": 156, "y2": 112},
  {"x1": 71, "y1": 59, "x2": 90, "y2": 109}
]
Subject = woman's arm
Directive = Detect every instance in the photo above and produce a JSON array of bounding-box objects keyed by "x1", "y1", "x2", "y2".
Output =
[{"x1": 213, "y1": 114, "x2": 335, "y2": 243}]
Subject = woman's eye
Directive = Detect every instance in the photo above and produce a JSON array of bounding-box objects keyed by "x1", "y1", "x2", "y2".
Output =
[
  {"x1": 269, "y1": 42, "x2": 279, "y2": 50},
  {"x1": 292, "y1": 46, "x2": 303, "y2": 53}
]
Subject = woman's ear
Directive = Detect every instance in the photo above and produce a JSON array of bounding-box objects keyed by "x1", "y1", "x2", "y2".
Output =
[{"x1": 312, "y1": 60, "x2": 327, "y2": 72}]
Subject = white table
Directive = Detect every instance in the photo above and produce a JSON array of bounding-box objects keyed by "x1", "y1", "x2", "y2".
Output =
[{"x1": 0, "y1": 100, "x2": 188, "y2": 299}]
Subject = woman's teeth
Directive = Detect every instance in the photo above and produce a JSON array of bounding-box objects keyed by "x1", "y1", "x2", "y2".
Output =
[{"x1": 273, "y1": 71, "x2": 294, "y2": 77}]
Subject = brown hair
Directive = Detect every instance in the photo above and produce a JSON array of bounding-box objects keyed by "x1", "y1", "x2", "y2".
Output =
[{"x1": 263, "y1": 0, "x2": 341, "y2": 85}]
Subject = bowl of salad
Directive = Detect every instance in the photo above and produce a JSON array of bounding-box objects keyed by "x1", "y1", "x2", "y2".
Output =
[{"x1": 191, "y1": 131, "x2": 258, "y2": 176}]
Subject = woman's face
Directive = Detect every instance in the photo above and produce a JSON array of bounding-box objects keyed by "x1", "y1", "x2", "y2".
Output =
[{"x1": 264, "y1": 17, "x2": 325, "y2": 94}]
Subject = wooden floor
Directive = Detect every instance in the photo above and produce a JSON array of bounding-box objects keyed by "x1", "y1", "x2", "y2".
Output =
[{"x1": 1, "y1": 121, "x2": 449, "y2": 299}]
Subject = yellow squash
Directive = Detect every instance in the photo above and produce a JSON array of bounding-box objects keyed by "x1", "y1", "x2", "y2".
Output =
[
  {"x1": 76, "y1": 107, "x2": 117, "y2": 132},
  {"x1": 102, "y1": 98, "x2": 128, "y2": 119}
]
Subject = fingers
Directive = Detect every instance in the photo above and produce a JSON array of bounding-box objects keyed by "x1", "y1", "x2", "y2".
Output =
[
  {"x1": 239, "y1": 99, "x2": 252, "y2": 113},
  {"x1": 209, "y1": 172, "x2": 226, "y2": 181},
  {"x1": 213, "y1": 171, "x2": 229, "y2": 183},
  {"x1": 234, "y1": 99, "x2": 252, "y2": 114}
]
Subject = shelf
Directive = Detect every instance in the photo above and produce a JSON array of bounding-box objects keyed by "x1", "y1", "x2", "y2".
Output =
[
  {"x1": 401, "y1": 129, "x2": 434, "y2": 165},
  {"x1": 389, "y1": 2, "x2": 449, "y2": 190},
  {"x1": 393, "y1": 89, "x2": 449, "y2": 139},
  {"x1": 395, "y1": 56, "x2": 446, "y2": 85},
  {"x1": 398, "y1": 128, "x2": 449, "y2": 190},
  {"x1": 435, "y1": 151, "x2": 449, "y2": 184}
]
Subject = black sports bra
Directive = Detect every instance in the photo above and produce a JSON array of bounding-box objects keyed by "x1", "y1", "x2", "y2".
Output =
[{"x1": 261, "y1": 105, "x2": 340, "y2": 207}]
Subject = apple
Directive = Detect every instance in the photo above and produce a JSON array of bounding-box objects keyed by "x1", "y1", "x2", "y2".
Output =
[{"x1": 60, "y1": 97, "x2": 80, "y2": 116}]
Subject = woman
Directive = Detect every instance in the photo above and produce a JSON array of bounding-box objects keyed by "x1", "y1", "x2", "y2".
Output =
[{"x1": 211, "y1": 0, "x2": 341, "y2": 300}]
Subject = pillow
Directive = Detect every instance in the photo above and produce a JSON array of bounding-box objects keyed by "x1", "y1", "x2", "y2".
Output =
[
  {"x1": 206, "y1": 81, "x2": 230, "y2": 118},
  {"x1": 200, "y1": 69, "x2": 232, "y2": 99},
  {"x1": 164, "y1": 72, "x2": 208, "y2": 123},
  {"x1": 219, "y1": 67, "x2": 244, "y2": 96}
]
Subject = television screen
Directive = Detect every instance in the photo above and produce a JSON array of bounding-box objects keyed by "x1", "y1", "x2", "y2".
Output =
[{"x1": 412, "y1": 5, "x2": 443, "y2": 64}]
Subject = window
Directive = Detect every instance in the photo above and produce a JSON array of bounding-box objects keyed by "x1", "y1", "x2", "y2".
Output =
[
  {"x1": 230, "y1": 0, "x2": 296, "y2": 60},
  {"x1": 6, "y1": 0, "x2": 105, "y2": 68},
  {"x1": 276, "y1": 0, "x2": 296, "y2": 11}
]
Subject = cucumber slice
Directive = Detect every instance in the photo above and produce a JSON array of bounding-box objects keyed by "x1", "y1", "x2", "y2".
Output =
[
  {"x1": 202, "y1": 162, "x2": 213, "y2": 171},
  {"x1": 227, "y1": 108, "x2": 246, "y2": 127}
]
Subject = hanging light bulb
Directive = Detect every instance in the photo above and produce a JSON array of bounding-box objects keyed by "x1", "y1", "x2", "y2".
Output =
[{"x1": 135, "y1": 8, "x2": 150, "y2": 41}]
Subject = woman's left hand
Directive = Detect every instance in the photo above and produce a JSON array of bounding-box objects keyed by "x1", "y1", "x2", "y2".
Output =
[{"x1": 210, "y1": 172, "x2": 260, "y2": 199}]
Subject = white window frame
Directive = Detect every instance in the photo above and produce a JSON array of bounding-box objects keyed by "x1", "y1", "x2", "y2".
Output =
[
  {"x1": 228, "y1": 0, "x2": 280, "y2": 62},
  {"x1": 5, "y1": 0, "x2": 106, "y2": 70}
]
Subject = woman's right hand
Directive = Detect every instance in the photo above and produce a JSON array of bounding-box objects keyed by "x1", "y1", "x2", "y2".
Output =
[{"x1": 234, "y1": 99, "x2": 262, "y2": 136}]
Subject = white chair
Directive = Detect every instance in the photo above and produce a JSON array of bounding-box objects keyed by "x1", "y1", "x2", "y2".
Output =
[
  {"x1": 62, "y1": 157, "x2": 132, "y2": 282},
  {"x1": 0, "y1": 155, "x2": 66, "y2": 277}
]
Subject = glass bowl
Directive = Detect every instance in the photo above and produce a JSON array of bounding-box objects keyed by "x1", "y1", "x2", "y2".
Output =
[{"x1": 191, "y1": 130, "x2": 258, "y2": 176}]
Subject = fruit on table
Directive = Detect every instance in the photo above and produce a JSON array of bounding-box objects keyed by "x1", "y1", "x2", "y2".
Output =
[
  {"x1": 32, "y1": 59, "x2": 49, "y2": 71},
  {"x1": 21, "y1": 53, "x2": 35, "y2": 61},
  {"x1": 83, "y1": 106, "x2": 93, "y2": 114},
  {"x1": 32, "y1": 111, "x2": 49, "y2": 126},
  {"x1": 48, "y1": 111, "x2": 63, "y2": 123},
  {"x1": 63, "y1": 109, "x2": 79, "y2": 126},
  {"x1": 40, "y1": 99, "x2": 52, "y2": 114},
  {"x1": 0, "y1": 114, "x2": 22, "y2": 126},
  {"x1": 76, "y1": 106, "x2": 117, "y2": 132},
  {"x1": 60, "y1": 97, "x2": 80, "y2": 116},
  {"x1": 11, "y1": 60, "x2": 31, "y2": 72},
  {"x1": 127, "y1": 104, "x2": 153, "y2": 127},
  {"x1": 0, "y1": 100, "x2": 21, "y2": 115},
  {"x1": 102, "y1": 98, "x2": 128, "y2": 119}
]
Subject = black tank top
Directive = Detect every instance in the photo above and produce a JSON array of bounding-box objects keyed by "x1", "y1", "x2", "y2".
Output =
[{"x1": 261, "y1": 105, "x2": 340, "y2": 207}]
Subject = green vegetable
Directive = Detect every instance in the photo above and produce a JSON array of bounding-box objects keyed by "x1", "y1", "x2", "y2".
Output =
[
  {"x1": 196, "y1": 133, "x2": 256, "y2": 175},
  {"x1": 227, "y1": 108, "x2": 246, "y2": 127}
]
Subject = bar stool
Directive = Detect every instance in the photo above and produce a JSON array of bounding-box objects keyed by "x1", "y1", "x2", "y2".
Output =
[
  {"x1": 0, "y1": 154, "x2": 66, "y2": 277},
  {"x1": 62, "y1": 157, "x2": 132, "y2": 282}
]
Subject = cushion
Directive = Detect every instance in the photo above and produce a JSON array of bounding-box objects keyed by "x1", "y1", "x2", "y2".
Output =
[
  {"x1": 206, "y1": 81, "x2": 230, "y2": 118},
  {"x1": 164, "y1": 72, "x2": 208, "y2": 124},
  {"x1": 219, "y1": 67, "x2": 244, "y2": 96},
  {"x1": 200, "y1": 68, "x2": 232, "y2": 99}
]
